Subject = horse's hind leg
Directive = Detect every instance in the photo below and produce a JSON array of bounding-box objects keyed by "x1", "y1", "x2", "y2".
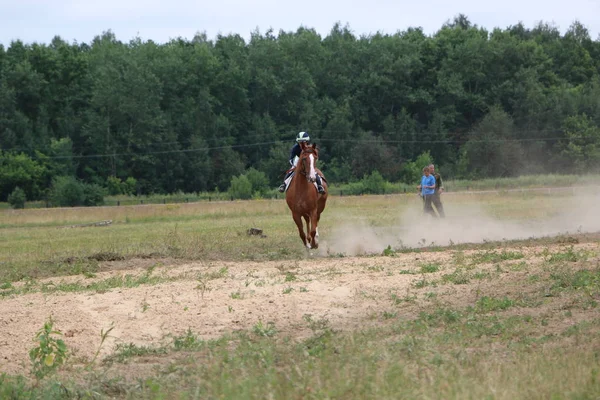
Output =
[{"x1": 293, "y1": 213, "x2": 308, "y2": 248}]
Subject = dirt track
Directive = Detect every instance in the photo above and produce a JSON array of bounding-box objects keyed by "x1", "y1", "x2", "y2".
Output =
[{"x1": 1, "y1": 241, "x2": 598, "y2": 376}]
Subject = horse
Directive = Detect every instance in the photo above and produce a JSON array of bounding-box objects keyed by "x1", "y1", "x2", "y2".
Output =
[{"x1": 285, "y1": 142, "x2": 328, "y2": 249}]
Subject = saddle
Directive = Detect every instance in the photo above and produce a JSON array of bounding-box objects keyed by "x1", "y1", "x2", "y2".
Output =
[{"x1": 282, "y1": 170, "x2": 327, "y2": 193}]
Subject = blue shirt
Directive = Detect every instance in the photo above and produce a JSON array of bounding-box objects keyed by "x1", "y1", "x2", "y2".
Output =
[{"x1": 421, "y1": 175, "x2": 435, "y2": 195}]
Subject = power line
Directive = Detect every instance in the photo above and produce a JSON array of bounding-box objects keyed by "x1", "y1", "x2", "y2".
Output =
[
  {"x1": 32, "y1": 140, "x2": 285, "y2": 159},
  {"x1": 19, "y1": 136, "x2": 571, "y2": 160}
]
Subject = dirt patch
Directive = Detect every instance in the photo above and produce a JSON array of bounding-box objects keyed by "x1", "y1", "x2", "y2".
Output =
[{"x1": 0, "y1": 241, "x2": 598, "y2": 376}]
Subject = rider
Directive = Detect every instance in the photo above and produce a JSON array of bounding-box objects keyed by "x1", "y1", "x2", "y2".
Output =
[{"x1": 278, "y1": 131, "x2": 326, "y2": 194}]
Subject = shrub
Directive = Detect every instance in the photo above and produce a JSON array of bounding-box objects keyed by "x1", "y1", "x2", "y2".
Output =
[
  {"x1": 106, "y1": 176, "x2": 123, "y2": 195},
  {"x1": 50, "y1": 176, "x2": 105, "y2": 207},
  {"x1": 123, "y1": 177, "x2": 137, "y2": 195},
  {"x1": 7, "y1": 186, "x2": 26, "y2": 209},
  {"x1": 245, "y1": 168, "x2": 270, "y2": 196},
  {"x1": 106, "y1": 176, "x2": 137, "y2": 196},
  {"x1": 82, "y1": 183, "x2": 106, "y2": 206},
  {"x1": 229, "y1": 174, "x2": 253, "y2": 200},
  {"x1": 400, "y1": 151, "x2": 434, "y2": 184},
  {"x1": 50, "y1": 176, "x2": 85, "y2": 207},
  {"x1": 361, "y1": 171, "x2": 386, "y2": 194}
]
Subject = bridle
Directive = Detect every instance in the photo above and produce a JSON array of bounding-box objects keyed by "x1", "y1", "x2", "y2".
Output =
[{"x1": 298, "y1": 147, "x2": 317, "y2": 182}]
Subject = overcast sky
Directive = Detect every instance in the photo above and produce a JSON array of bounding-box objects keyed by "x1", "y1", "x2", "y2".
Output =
[{"x1": 1, "y1": 0, "x2": 599, "y2": 46}]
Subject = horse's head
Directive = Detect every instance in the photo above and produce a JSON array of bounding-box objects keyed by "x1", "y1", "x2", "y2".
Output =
[{"x1": 298, "y1": 143, "x2": 319, "y2": 183}]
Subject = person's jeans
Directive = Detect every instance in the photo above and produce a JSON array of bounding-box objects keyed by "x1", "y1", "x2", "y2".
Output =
[{"x1": 423, "y1": 194, "x2": 437, "y2": 217}]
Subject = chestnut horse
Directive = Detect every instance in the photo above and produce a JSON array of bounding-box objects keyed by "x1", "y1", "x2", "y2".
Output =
[{"x1": 285, "y1": 142, "x2": 328, "y2": 249}]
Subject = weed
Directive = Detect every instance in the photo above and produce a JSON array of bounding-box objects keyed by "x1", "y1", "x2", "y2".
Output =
[
  {"x1": 29, "y1": 317, "x2": 68, "y2": 379},
  {"x1": 420, "y1": 263, "x2": 440, "y2": 273},
  {"x1": 104, "y1": 343, "x2": 168, "y2": 364},
  {"x1": 391, "y1": 292, "x2": 416, "y2": 304},
  {"x1": 382, "y1": 311, "x2": 397, "y2": 320},
  {"x1": 413, "y1": 278, "x2": 436, "y2": 288},
  {"x1": 89, "y1": 323, "x2": 115, "y2": 365},
  {"x1": 253, "y1": 320, "x2": 277, "y2": 337},
  {"x1": 472, "y1": 271, "x2": 491, "y2": 280},
  {"x1": 442, "y1": 269, "x2": 471, "y2": 285},
  {"x1": 284, "y1": 272, "x2": 297, "y2": 282},
  {"x1": 475, "y1": 296, "x2": 515, "y2": 313},
  {"x1": 173, "y1": 328, "x2": 205, "y2": 350},
  {"x1": 551, "y1": 268, "x2": 600, "y2": 298},
  {"x1": 399, "y1": 269, "x2": 416, "y2": 275},
  {"x1": 383, "y1": 245, "x2": 396, "y2": 256},
  {"x1": 472, "y1": 250, "x2": 524, "y2": 264},
  {"x1": 546, "y1": 246, "x2": 588, "y2": 263},
  {"x1": 283, "y1": 287, "x2": 294, "y2": 294},
  {"x1": 303, "y1": 314, "x2": 330, "y2": 332},
  {"x1": 230, "y1": 291, "x2": 243, "y2": 299},
  {"x1": 201, "y1": 267, "x2": 229, "y2": 280}
]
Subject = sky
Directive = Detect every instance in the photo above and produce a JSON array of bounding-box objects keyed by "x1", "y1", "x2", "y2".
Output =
[{"x1": 1, "y1": 0, "x2": 599, "y2": 46}]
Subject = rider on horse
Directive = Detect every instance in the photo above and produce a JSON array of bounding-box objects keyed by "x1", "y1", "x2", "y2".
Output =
[{"x1": 278, "y1": 131, "x2": 326, "y2": 194}]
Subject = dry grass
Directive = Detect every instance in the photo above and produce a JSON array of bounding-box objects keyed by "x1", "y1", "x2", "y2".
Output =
[{"x1": 1, "y1": 192, "x2": 600, "y2": 399}]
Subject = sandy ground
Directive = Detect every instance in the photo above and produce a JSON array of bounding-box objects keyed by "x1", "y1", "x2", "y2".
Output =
[{"x1": 0, "y1": 241, "x2": 598, "y2": 376}]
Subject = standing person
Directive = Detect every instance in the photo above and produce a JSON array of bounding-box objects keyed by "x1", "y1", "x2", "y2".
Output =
[
  {"x1": 420, "y1": 166, "x2": 437, "y2": 218},
  {"x1": 429, "y1": 163, "x2": 445, "y2": 218},
  {"x1": 278, "y1": 131, "x2": 325, "y2": 194}
]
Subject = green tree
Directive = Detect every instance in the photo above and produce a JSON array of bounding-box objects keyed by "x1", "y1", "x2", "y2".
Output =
[
  {"x1": 7, "y1": 186, "x2": 26, "y2": 209},
  {"x1": 559, "y1": 114, "x2": 600, "y2": 172},
  {"x1": 462, "y1": 107, "x2": 524, "y2": 177},
  {"x1": 399, "y1": 151, "x2": 434, "y2": 184},
  {"x1": 0, "y1": 152, "x2": 47, "y2": 201}
]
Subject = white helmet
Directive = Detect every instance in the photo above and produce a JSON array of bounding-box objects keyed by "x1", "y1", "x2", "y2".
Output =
[{"x1": 296, "y1": 131, "x2": 310, "y2": 142}]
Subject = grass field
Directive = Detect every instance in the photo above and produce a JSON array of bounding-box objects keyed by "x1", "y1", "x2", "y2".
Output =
[{"x1": 0, "y1": 190, "x2": 599, "y2": 399}]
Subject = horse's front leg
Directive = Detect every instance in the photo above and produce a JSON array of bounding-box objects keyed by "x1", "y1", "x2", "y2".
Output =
[
  {"x1": 292, "y1": 213, "x2": 308, "y2": 248},
  {"x1": 309, "y1": 210, "x2": 319, "y2": 249},
  {"x1": 303, "y1": 215, "x2": 312, "y2": 249}
]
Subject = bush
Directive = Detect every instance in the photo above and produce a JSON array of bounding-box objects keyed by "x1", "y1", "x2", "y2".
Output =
[
  {"x1": 7, "y1": 187, "x2": 26, "y2": 209},
  {"x1": 123, "y1": 177, "x2": 137, "y2": 195},
  {"x1": 50, "y1": 176, "x2": 105, "y2": 207},
  {"x1": 50, "y1": 176, "x2": 84, "y2": 207},
  {"x1": 245, "y1": 168, "x2": 270, "y2": 196},
  {"x1": 400, "y1": 151, "x2": 434, "y2": 184},
  {"x1": 106, "y1": 176, "x2": 123, "y2": 195},
  {"x1": 361, "y1": 171, "x2": 386, "y2": 194},
  {"x1": 106, "y1": 176, "x2": 137, "y2": 196},
  {"x1": 229, "y1": 174, "x2": 253, "y2": 200},
  {"x1": 82, "y1": 183, "x2": 106, "y2": 206}
]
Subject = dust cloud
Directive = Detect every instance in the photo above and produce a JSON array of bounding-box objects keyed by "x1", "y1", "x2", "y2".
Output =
[{"x1": 321, "y1": 192, "x2": 600, "y2": 256}]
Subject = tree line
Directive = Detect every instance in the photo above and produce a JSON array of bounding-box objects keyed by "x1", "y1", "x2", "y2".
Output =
[{"x1": 2, "y1": 15, "x2": 600, "y2": 205}]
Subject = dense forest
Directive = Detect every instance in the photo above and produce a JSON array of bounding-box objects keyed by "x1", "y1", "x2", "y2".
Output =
[{"x1": 1, "y1": 15, "x2": 600, "y2": 203}]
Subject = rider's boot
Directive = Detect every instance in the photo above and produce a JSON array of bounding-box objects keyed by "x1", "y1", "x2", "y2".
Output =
[
  {"x1": 316, "y1": 175, "x2": 325, "y2": 194},
  {"x1": 279, "y1": 170, "x2": 293, "y2": 192}
]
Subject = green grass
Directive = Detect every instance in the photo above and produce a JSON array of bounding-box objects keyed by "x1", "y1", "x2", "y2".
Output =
[{"x1": 4, "y1": 306, "x2": 597, "y2": 399}]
